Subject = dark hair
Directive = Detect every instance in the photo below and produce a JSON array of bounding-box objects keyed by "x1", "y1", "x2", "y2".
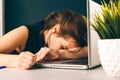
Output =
[
  {"x1": 40, "y1": 11, "x2": 62, "y2": 34},
  {"x1": 40, "y1": 10, "x2": 87, "y2": 47}
]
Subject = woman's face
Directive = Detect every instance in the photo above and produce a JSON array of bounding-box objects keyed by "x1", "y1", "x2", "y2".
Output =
[
  {"x1": 44, "y1": 24, "x2": 79, "y2": 50},
  {"x1": 46, "y1": 33, "x2": 79, "y2": 50}
]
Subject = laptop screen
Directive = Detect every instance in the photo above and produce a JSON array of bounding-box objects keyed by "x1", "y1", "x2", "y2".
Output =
[
  {"x1": 4, "y1": 0, "x2": 88, "y2": 64},
  {"x1": 4, "y1": 0, "x2": 88, "y2": 55},
  {"x1": 88, "y1": 0, "x2": 101, "y2": 68}
]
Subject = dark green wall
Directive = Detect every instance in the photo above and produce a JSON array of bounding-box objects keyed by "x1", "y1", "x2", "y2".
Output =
[
  {"x1": 93, "y1": 0, "x2": 109, "y2": 4},
  {"x1": 5, "y1": 0, "x2": 87, "y2": 33},
  {"x1": 5, "y1": 0, "x2": 110, "y2": 33}
]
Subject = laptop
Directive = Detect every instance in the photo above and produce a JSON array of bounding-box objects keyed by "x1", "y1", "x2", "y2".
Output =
[
  {"x1": 1, "y1": 0, "x2": 101, "y2": 70},
  {"x1": 0, "y1": 0, "x2": 3, "y2": 37},
  {"x1": 35, "y1": 0, "x2": 101, "y2": 69}
]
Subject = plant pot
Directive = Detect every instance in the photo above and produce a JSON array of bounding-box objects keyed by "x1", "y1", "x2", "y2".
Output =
[{"x1": 98, "y1": 39, "x2": 120, "y2": 77}]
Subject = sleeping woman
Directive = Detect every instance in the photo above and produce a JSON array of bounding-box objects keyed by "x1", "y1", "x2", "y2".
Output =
[{"x1": 0, "y1": 10, "x2": 88, "y2": 69}]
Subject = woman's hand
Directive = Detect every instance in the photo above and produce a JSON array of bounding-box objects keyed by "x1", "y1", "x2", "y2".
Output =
[
  {"x1": 16, "y1": 51, "x2": 36, "y2": 70},
  {"x1": 35, "y1": 47, "x2": 60, "y2": 62}
]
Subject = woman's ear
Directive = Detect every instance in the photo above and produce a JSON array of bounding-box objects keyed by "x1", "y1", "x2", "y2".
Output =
[{"x1": 53, "y1": 24, "x2": 60, "y2": 32}]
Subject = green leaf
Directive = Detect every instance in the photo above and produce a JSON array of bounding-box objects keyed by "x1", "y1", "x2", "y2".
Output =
[{"x1": 91, "y1": 0, "x2": 120, "y2": 39}]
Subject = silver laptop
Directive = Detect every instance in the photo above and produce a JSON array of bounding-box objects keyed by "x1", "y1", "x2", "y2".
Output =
[
  {"x1": 1, "y1": 0, "x2": 101, "y2": 69},
  {"x1": 35, "y1": 0, "x2": 101, "y2": 69},
  {"x1": 0, "y1": 0, "x2": 3, "y2": 37}
]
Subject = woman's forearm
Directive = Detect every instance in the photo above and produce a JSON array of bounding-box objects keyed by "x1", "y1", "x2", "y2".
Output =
[
  {"x1": 58, "y1": 47, "x2": 88, "y2": 59},
  {"x1": 0, "y1": 54, "x2": 18, "y2": 68}
]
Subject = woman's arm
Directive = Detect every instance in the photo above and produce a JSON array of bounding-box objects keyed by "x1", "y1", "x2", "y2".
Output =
[
  {"x1": 0, "y1": 54, "x2": 18, "y2": 67},
  {"x1": 0, "y1": 26, "x2": 28, "y2": 53},
  {"x1": 35, "y1": 47, "x2": 88, "y2": 62},
  {"x1": 58, "y1": 47, "x2": 88, "y2": 59},
  {"x1": 0, "y1": 26, "x2": 36, "y2": 69},
  {"x1": 0, "y1": 52, "x2": 36, "y2": 69}
]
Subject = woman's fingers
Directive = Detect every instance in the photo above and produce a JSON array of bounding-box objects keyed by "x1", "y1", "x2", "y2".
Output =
[
  {"x1": 17, "y1": 51, "x2": 36, "y2": 70},
  {"x1": 20, "y1": 51, "x2": 35, "y2": 59},
  {"x1": 35, "y1": 47, "x2": 60, "y2": 62},
  {"x1": 36, "y1": 47, "x2": 50, "y2": 62},
  {"x1": 18, "y1": 62, "x2": 32, "y2": 70}
]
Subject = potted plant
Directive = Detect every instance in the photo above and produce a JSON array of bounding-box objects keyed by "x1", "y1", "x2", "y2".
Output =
[{"x1": 91, "y1": 0, "x2": 120, "y2": 77}]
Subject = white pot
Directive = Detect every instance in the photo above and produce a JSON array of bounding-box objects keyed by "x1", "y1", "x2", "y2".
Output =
[{"x1": 98, "y1": 39, "x2": 120, "y2": 77}]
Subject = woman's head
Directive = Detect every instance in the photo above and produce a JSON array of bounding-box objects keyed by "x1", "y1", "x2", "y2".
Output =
[
  {"x1": 41, "y1": 10, "x2": 87, "y2": 49},
  {"x1": 60, "y1": 10, "x2": 87, "y2": 47}
]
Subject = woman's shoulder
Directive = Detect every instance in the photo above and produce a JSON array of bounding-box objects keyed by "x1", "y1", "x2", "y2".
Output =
[{"x1": 10, "y1": 25, "x2": 28, "y2": 35}]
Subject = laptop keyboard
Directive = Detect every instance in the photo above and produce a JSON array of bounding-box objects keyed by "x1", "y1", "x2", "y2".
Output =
[{"x1": 61, "y1": 59, "x2": 88, "y2": 65}]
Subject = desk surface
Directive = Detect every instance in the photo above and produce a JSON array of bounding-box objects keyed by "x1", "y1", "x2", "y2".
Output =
[{"x1": 0, "y1": 66, "x2": 120, "y2": 80}]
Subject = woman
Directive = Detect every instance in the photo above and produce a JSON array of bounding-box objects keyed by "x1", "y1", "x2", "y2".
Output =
[{"x1": 0, "y1": 10, "x2": 88, "y2": 69}]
